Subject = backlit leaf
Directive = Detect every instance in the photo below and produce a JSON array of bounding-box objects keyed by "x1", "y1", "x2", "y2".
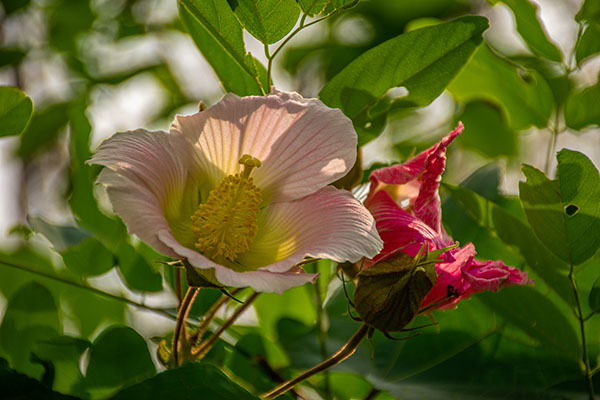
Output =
[{"x1": 0, "y1": 86, "x2": 33, "y2": 137}]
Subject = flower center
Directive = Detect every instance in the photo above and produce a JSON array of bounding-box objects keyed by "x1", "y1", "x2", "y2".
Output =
[{"x1": 191, "y1": 155, "x2": 262, "y2": 262}]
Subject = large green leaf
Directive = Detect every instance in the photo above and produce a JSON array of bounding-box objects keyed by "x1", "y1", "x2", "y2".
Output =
[
  {"x1": 178, "y1": 0, "x2": 267, "y2": 96},
  {"x1": 18, "y1": 102, "x2": 70, "y2": 158},
  {"x1": 443, "y1": 183, "x2": 574, "y2": 306},
  {"x1": 492, "y1": 0, "x2": 562, "y2": 62},
  {"x1": 565, "y1": 77, "x2": 600, "y2": 130},
  {"x1": 0, "y1": 282, "x2": 61, "y2": 378},
  {"x1": 478, "y1": 286, "x2": 580, "y2": 361},
  {"x1": 0, "y1": 358, "x2": 78, "y2": 400},
  {"x1": 85, "y1": 326, "x2": 155, "y2": 393},
  {"x1": 231, "y1": 0, "x2": 300, "y2": 44},
  {"x1": 576, "y1": 0, "x2": 600, "y2": 23},
  {"x1": 319, "y1": 16, "x2": 488, "y2": 146},
  {"x1": 448, "y1": 45, "x2": 553, "y2": 130},
  {"x1": 115, "y1": 242, "x2": 163, "y2": 292},
  {"x1": 27, "y1": 216, "x2": 89, "y2": 252},
  {"x1": 296, "y1": 0, "x2": 358, "y2": 16},
  {"x1": 519, "y1": 150, "x2": 600, "y2": 266},
  {"x1": 0, "y1": 86, "x2": 33, "y2": 137},
  {"x1": 111, "y1": 363, "x2": 257, "y2": 400},
  {"x1": 590, "y1": 275, "x2": 600, "y2": 313},
  {"x1": 61, "y1": 237, "x2": 115, "y2": 277}
]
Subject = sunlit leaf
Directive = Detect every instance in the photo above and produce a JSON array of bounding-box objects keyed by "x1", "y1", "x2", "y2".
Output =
[
  {"x1": 319, "y1": 16, "x2": 487, "y2": 146},
  {"x1": 85, "y1": 326, "x2": 155, "y2": 392},
  {"x1": 0, "y1": 86, "x2": 33, "y2": 137},
  {"x1": 492, "y1": 0, "x2": 561, "y2": 62},
  {"x1": 116, "y1": 242, "x2": 163, "y2": 293},
  {"x1": 448, "y1": 45, "x2": 553, "y2": 130},
  {"x1": 455, "y1": 100, "x2": 517, "y2": 157},
  {"x1": 178, "y1": 0, "x2": 267, "y2": 95},
  {"x1": 111, "y1": 363, "x2": 257, "y2": 399},
  {"x1": 565, "y1": 78, "x2": 600, "y2": 130},
  {"x1": 520, "y1": 150, "x2": 600, "y2": 266},
  {"x1": 231, "y1": 0, "x2": 300, "y2": 44}
]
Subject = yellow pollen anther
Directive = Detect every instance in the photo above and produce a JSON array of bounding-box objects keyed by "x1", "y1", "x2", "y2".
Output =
[{"x1": 191, "y1": 155, "x2": 262, "y2": 261}]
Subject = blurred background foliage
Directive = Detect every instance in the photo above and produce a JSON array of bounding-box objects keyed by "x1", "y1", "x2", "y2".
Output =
[{"x1": 0, "y1": 0, "x2": 599, "y2": 399}]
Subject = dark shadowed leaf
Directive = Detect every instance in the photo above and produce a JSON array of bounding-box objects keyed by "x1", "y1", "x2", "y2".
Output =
[
  {"x1": 590, "y1": 275, "x2": 600, "y2": 313},
  {"x1": 85, "y1": 326, "x2": 155, "y2": 391},
  {"x1": 0, "y1": 358, "x2": 78, "y2": 400},
  {"x1": 478, "y1": 286, "x2": 580, "y2": 361},
  {"x1": 28, "y1": 216, "x2": 89, "y2": 252},
  {"x1": 231, "y1": 0, "x2": 300, "y2": 44},
  {"x1": 0, "y1": 86, "x2": 33, "y2": 137},
  {"x1": 178, "y1": 0, "x2": 267, "y2": 95},
  {"x1": 111, "y1": 363, "x2": 257, "y2": 400},
  {"x1": 519, "y1": 150, "x2": 600, "y2": 266},
  {"x1": 565, "y1": 78, "x2": 600, "y2": 130},
  {"x1": 319, "y1": 16, "x2": 487, "y2": 146},
  {"x1": 448, "y1": 45, "x2": 553, "y2": 130}
]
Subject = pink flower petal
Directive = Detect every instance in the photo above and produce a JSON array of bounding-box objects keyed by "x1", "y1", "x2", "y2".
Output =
[
  {"x1": 365, "y1": 190, "x2": 452, "y2": 267},
  {"x1": 171, "y1": 88, "x2": 357, "y2": 203},
  {"x1": 239, "y1": 186, "x2": 383, "y2": 272},
  {"x1": 367, "y1": 123, "x2": 463, "y2": 233},
  {"x1": 88, "y1": 129, "x2": 198, "y2": 257},
  {"x1": 157, "y1": 229, "x2": 318, "y2": 294}
]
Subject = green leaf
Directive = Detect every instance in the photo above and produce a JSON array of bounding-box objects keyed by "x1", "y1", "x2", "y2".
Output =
[
  {"x1": 231, "y1": 0, "x2": 300, "y2": 44},
  {"x1": 116, "y1": 242, "x2": 163, "y2": 292},
  {"x1": 61, "y1": 237, "x2": 115, "y2": 277},
  {"x1": 590, "y1": 275, "x2": 600, "y2": 313},
  {"x1": 565, "y1": 77, "x2": 600, "y2": 130},
  {"x1": 319, "y1": 16, "x2": 488, "y2": 147},
  {"x1": 111, "y1": 363, "x2": 257, "y2": 400},
  {"x1": 0, "y1": 282, "x2": 61, "y2": 378},
  {"x1": 178, "y1": 0, "x2": 267, "y2": 96},
  {"x1": 229, "y1": 334, "x2": 280, "y2": 394},
  {"x1": 519, "y1": 150, "x2": 600, "y2": 266},
  {"x1": 85, "y1": 326, "x2": 155, "y2": 392},
  {"x1": 28, "y1": 216, "x2": 89, "y2": 252},
  {"x1": 576, "y1": 21, "x2": 600, "y2": 65},
  {"x1": 455, "y1": 100, "x2": 517, "y2": 157},
  {"x1": 478, "y1": 286, "x2": 581, "y2": 361},
  {"x1": 448, "y1": 45, "x2": 554, "y2": 130},
  {"x1": 444, "y1": 183, "x2": 574, "y2": 306},
  {"x1": 48, "y1": 0, "x2": 95, "y2": 53},
  {"x1": 297, "y1": 0, "x2": 358, "y2": 16},
  {"x1": 0, "y1": 86, "x2": 33, "y2": 137},
  {"x1": 497, "y1": 0, "x2": 562, "y2": 62}
]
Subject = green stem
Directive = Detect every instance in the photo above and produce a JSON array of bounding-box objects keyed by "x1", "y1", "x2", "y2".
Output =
[
  {"x1": 544, "y1": 110, "x2": 561, "y2": 176},
  {"x1": 0, "y1": 258, "x2": 176, "y2": 320},
  {"x1": 569, "y1": 268, "x2": 595, "y2": 399},
  {"x1": 172, "y1": 287, "x2": 199, "y2": 366},
  {"x1": 266, "y1": 12, "x2": 334, "y2": 86},
  {"x1": 175, "y1": 266, "x2": 183, "y2": 308},
  {"x1": 189, "y1": 288, "x2": 242, "y2": 346},
  {"x1": 192, "y1": 291, "x2": 260, "y2": 360},
  {"x1": 261, "y1": 323, "x2": 369, "y2": 399},
  {"x1": 312, "y1": 263, "x2": 330, "y2": 398}
]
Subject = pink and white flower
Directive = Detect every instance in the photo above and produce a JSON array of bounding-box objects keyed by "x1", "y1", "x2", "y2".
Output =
[
  {"x1": 89, "y1": 89, "x2": 382, "y2": 294},
  {"x1": 364, "y1": 123, "x2": 531, "y2": 310}
]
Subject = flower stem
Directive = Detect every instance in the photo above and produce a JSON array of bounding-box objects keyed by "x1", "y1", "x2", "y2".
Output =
[
  {"x1": 192, "y1": 291, "x2": 260, "y2": 360},
  {"x1": 189, "y1": 288, "x2": 242, "y2": 346},
  {"x1": 261, "y1": 323, "x2": 369, "y2": 399},
  {"x1": 172, "y1": 287, "x2": 199, "y2": 366},
  {"x1": 569, "y1": 268, "x2": 595, "y2": 400},
  {"x1": 311, "y1": 263, "x2": 330, "y2": 398}
]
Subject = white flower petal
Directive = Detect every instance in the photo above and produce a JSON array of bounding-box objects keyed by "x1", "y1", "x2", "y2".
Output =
[
  {"x1": 237, "y1": 186, "x2": 383, "y2": 273},
  {"x1": 157, "y1": 230, "x2": 317, "y2": 294},
  {"x1": 88, "y1": 129, "x2": 198, "y2": 256},
  {"x1": 171, "y1": 88, "x2": 357, "y2": 202}
]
